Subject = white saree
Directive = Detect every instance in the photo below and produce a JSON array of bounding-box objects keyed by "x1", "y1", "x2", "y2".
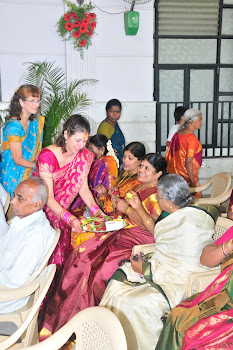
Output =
[{"x1": 100, "y1": 207, "x2": 217, "y2": 350}]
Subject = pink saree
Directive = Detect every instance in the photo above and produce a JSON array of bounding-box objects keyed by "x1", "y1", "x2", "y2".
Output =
[
  {"x1": 33, "y1": 148, "x2": 94, "y2": 269},
  {"x1": 39, "y1": 185, "x2": 161, "y2": 340}
]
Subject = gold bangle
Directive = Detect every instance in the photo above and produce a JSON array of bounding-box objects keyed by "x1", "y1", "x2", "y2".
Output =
[
  {"x1": 125, "y1": 206, "x2": 132, "y2": 216},
  {"x1": 144, "y1": 216, "x2": 152, "y2": 225}
]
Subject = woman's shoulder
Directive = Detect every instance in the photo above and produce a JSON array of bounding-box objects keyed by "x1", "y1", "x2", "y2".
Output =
[
  {"x1": 38, "y1": 147, "x2": 58, "y2": 163},
  {"x1": 97, "y1": 121, "x2": 115, "y2": 136},
  {"x1": 3, "y1": 118, "x2": 24, "y2": 135}
]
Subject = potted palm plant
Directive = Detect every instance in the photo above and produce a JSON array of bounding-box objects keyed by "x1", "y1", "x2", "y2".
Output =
[{"x1": 23, "y1": 61, "x2": 97, "y2": 147}]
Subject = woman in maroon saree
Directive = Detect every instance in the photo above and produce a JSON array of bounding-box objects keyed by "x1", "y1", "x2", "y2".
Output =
[{"x1": 39, "y1": 153, "x2": 167, "y2": 341}]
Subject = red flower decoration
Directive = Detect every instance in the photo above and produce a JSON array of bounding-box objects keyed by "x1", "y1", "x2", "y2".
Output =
[
  {"x1": 79, "y1": 39, "x2": 86, "y2": 47},
  {"x1": 83, "y1": 18, "x2": 90, "y2": 25},
  {"x1": 64, "y1": 14, "x2": 71, "y2": 21},
  {"x1": 65, "y1": 22, "x2": 73, "y2": 31},
  {"x1": 79, "y1": 25, "x2": 88, "y2": 34},
  {"x1": 89, "y1": 13, "x2": 96, "y2": 19},
  {"x1": 89, "y1": 21, "x2": 96, "y2": 29},
  {"x1": 86, "y1": 30, "x2": 93, "y2": 37},
  {"x1": 84, "y1": 13, "x2": 89, "y2": 18},
  {"x1": 69, "y1": 11, "x2": 76, "y2": 17},
  {"x1": 73, "y1": 14, "x2": 79, "y2": 19},
  {"x1": 73, "y1": 20, "x2": 80, "y2": 28},
  {"x1": 73, "y1": 31, "x2": 81, "y2": 38}
]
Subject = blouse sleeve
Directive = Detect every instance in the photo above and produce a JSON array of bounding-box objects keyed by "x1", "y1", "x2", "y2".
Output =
[
  {"x1": 4, "y1": 120, "x2": 23, "y2": 143},
  {"x1": 187, "y1": 134, "x2": 200, "y2": 158},
  {"x1": 36, "y1": 149, "x2": 58, "y2": 178},
  {"x1": 142, "y1": 193, "x2": 161, "y2": 217},
  {"x1": 97, "y1": 122, "x2": 115, "y2": 139}
]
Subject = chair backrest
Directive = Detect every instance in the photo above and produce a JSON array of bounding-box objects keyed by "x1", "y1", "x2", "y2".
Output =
[
  {"x1": 212, "y1": 216, "x2": 233, "y2": 241},
  {"x1": 0, "y1": 265, "x2": 56, "y2": 350},
  {"x1": 3, "y1": 192, "x2": 10, "y2": 215},
  {"x1": 20, "y1": 307, "x2": 127, "y2": 350},
  {"x1": 209, "y1": 172, "x2": 232, "y2": 198},
  {"x1": 27, "y1": 228, "x2": 60, "y2": 283}
]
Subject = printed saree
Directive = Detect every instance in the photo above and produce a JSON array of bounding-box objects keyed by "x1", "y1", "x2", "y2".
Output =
[
  {"x1": 0, "y1": 116, "x2": 44, "y2": 196},
  {"x1": 97, "y1": 121, "x2": 125, "y2": 167},
  {"x1": 100, "y1": 206, "x2": 218, "y2": 350},
  {"x1": 156, "y1": 225, "x2": 233, "y2": 350},
  {"x1": 165, "y1": 133, "x2": 202, "y2": 197},
  {"x1": 71, "y1": 155, "x2": 118, "y2": 211},
  {"x1": 39, "y1": 184, "x2": 160, "y2": 341}
]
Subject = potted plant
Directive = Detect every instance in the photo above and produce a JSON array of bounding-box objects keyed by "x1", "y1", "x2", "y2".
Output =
[{"x1": 23, "y1": 61, "x2": 97, "y2": 147}]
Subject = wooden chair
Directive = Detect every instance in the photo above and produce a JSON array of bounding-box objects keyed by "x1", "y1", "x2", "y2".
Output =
[
  {"x1": 132, "y1": 216, "x2": 233, "y2": 298},
  {"x1": 190, "y1": 172, "x2": 232, "y2": 206},
  {"x1": 20, "y1": 307, "x2": 127, "y2": 350},
  {"x1": 0, "y1": 265, "x2": 56, "y2": 350}
]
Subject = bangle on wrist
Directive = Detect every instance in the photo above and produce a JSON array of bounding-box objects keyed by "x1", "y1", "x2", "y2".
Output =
[
  {"x1": 221, "y1": 242, "x2": 228, "y2": 256},
  {"x1": 90, "y1": 205, "x2": 101, "y2": 216},
  {"x1": 144, "y1": 215, "x2": 153, "y2": 225},
  {"x1": 227, "y1": 239, "x2": 233, "y2": 254},
  {"x1": 125, "y1": 206, "x2": 132, "y2": 216},
  {"x1": 60, "y1": 209, "x2": 77, "y2": 227}
]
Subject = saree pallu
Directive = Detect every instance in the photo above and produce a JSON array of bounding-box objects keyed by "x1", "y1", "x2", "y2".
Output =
[
  {"x1": 0, "y1": 116, "x2": 44, "y2": 196},
  {"x1": 71, "y1": 155, "x2": 118, "y2": 211},
  {"x1": 39, "y1": 185, "x2": 160, "y2": 340},
  {"x1": 33, "y1": 147, "x2": 94, "y2": 269},
  {"x1": 165, "y1": 133, "x2": 202, "y2": 197},
  {"x1": 156, "y1": 226, "x2": 233, "y2": 350}
]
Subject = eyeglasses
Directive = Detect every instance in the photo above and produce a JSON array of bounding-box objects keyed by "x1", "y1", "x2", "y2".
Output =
[{"x1": 25, "y1": 99, "x2": 41, "y2": 105}]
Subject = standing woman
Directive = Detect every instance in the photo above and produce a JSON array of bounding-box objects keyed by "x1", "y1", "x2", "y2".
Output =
[
  {"x1": 165, "y1": 109, "x2": 203, "y2": 197},
  {"x1": 0, "y1": 85, "x2": 44, "y2": 198},
  {"x1": 33, "y1": 115, "x2": 103, "y2": 271},
  {"x1": 97, "y1": 99, "x2": 125, "y2": 168}
]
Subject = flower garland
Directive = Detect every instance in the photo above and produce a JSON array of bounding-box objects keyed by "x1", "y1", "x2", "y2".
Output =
[{"x1": 57, "y1": 1, "x2": 97, "y2": 59}]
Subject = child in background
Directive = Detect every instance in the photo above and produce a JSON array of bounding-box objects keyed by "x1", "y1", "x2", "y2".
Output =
[{"x1": 166, "y1": 106, "x2": 188, "y2": 147}]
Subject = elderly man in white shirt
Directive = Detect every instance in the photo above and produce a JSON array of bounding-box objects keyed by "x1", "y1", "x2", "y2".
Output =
[{"x1": 0, "y1": 177, "x2": 55, "y2": 314}]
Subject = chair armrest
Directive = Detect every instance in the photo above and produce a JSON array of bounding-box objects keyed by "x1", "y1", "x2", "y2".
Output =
[
  {"x1": 132, "y1": 244, "x2": 156, "y2": 256},
  {"x1": 190, "y1": 179, "x2": 212, "y2": 194},
  {"x1": 0, "y1": 279, "x2": 39, "y2": 302},
  {"x1": 186, "y1": 268, "x2": 221, "y2": 297}
]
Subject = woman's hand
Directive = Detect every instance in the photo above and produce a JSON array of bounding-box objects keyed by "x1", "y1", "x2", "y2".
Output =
[
  {"x1": 94, "y1": 184, "x2": 108, "y2": 196},
  {"x1": 128, "y1": 190, "x2": 143, "y2": 211},
  {"x1": 130, "y1": 254, "x2": 143, "y2": 274},
  {"x1": 109, "y1": 186, "x2": 119, "y2": 197},
  {"x1": 71, "y1": 218, "x2": 82, "y2": 233},
  {"x1": 113, "y1": 197, "x2": 127, "y2": 213}
]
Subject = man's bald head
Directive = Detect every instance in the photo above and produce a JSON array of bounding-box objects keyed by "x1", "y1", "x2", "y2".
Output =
[{"x1": 11, "y1": 178, "x2": 47, "y2": 219}]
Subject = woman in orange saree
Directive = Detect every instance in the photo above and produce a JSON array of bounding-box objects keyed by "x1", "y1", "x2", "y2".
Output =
[
  {"x1": 39, "y1": 153, "x2": 167, "y2": 342},
  {"x1": 165, "y1": 109, "x2": 203, "y2": 198},
  {"x1": 156, "y1": 225, "x2": 233, "y2": 350}
]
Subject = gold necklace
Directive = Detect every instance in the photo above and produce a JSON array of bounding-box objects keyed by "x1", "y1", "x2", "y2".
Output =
[
  {"x1": 117, "y1": 171, "x2": 137, "y2": 188},
  {"x1": 136, "y1": 182, "x2": 156, "y2": 192}
]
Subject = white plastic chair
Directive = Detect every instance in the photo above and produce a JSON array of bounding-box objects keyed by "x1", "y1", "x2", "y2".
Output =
[
  {"x1": 3, "y1": 192, "x2": 10, "y2": 215},
  {"x1": 0, "y1": 264, "x2": 56, "y2": 350},
  {"x1": 190, "y1": 172, "x2": 232, "y2": 206},
  {"x1": 132, "y1": 216, "x2": 233, "y2": 298},
  {"x1": 21, "y1": 307, "x2": 127, "y2": 350}
]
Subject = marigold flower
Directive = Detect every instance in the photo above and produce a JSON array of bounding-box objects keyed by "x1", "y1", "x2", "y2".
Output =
[
  {"x1": 79, "y1": 39, "x2": 86, "y2": 47},
  {"x1": 89, "y1": 21, "x2": 96, "y2": 29},
  {"x1": 89, "y1": 13, "x2": 97, "y2": 20},
  {"x1": 64, "y1": 14, "x2": 71, "y2": 21},
  {"x1": 73, "y1": 31, "x2": 81, "y2": 38},
  {"x1": 79, "y1": 25, "x2": 88, "y2": 34},
  {"x1": 65, "y1": 22, "x2": 73, "y2": 31}
]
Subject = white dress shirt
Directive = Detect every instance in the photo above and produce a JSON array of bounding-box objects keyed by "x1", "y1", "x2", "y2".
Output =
[{"x1": 0, "y1": 210, "x2": 55, "y2": 313}]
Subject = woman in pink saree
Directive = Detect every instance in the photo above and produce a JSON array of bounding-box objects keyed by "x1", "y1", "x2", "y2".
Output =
[
  {"x1": 33, "y1": 115, "x2": 103, "y2": 272},
  {"x1": 156, "y1": 224, "x2": 233, "y2": 350},
  {"x1": 39, "y1": 153, "x2": 167, "y2": 342}
]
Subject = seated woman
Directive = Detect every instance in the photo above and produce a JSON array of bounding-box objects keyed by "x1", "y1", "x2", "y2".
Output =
[
  {"x1": 39, "y1": 153, "x2": 167, "y2": 341},
  {"x1": 100, "y1": 174, "x2": 219, "y2": 350},
  {"x1": 71, "y1": 134, "x2": 118, "y2": 212},
  {"x1": 97, "y1": 98, "x2": 125, "y2": 168},
  {"x1": 95, "y1": 141, "x2": 146, "y2": 214},
  {"x1": 156, "y1": 222, "x2": 233, "y2": 350}
]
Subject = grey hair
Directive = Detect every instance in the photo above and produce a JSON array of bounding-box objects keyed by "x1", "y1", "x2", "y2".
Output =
[
  {"x1": 178, "y1": 109, "x2": 202, "y2": 132},
  {"x1": 31, "y1": 177, "x2": 48, "y2": 208},
  {"x1": 157, "y1": 174, "x2": 193, "y2": 208}
]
